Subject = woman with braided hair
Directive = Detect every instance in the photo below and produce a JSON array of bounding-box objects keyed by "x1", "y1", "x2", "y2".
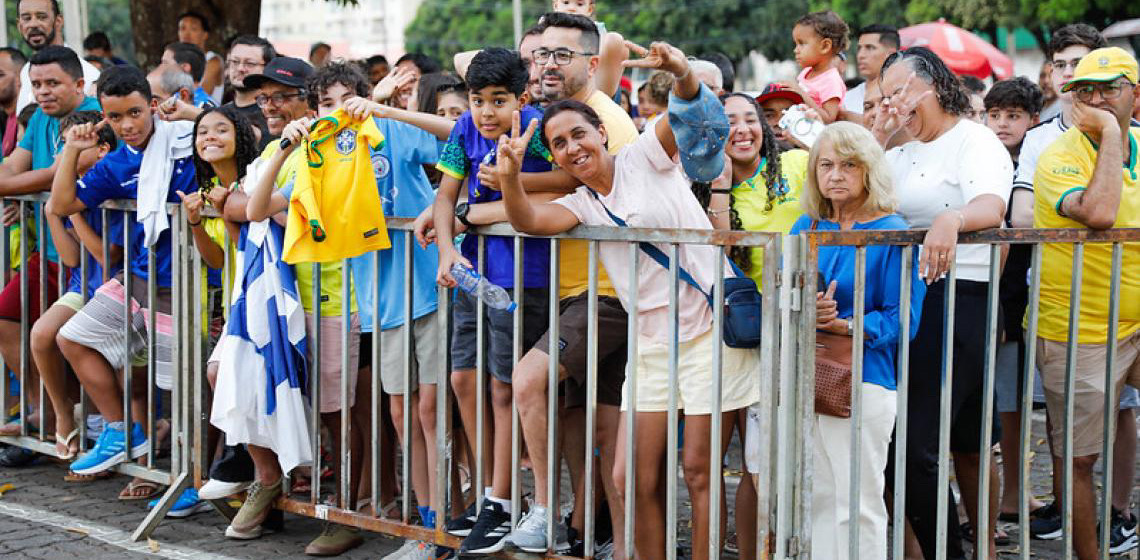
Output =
[
  {"x1": 707, "y1": 92, "x2": 808, "y2": 560},
  {"x1": 710, "y1": 93, "x2": 808, "y2": 288}
]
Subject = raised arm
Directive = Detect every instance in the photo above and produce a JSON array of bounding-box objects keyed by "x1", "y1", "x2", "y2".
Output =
[
  {"x1": 1059, "y1": 100, "x2": 1125, "y2": 229},
  {"x1": 595, "y1": 32, "x2": 628, "y2": 99},
  {"x1": 47, "y1": 122, "x2": 102, "y2": 217},
  {"x1": 621, "y1": 41, "x2": 702, "y2": 159},
  {"x1": 246, "y1": 120, "x2": 310, "y2": 222},
  {"x1": 343, "y1": 97, "x2": 455, "y2": 140}
]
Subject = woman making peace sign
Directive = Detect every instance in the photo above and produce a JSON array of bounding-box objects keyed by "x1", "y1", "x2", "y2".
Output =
[{"x1": 495, "y1": 41, "x2": 759, "y2": 560}]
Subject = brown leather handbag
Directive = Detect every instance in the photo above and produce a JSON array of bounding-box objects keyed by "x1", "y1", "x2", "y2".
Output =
[
  {"x1": 810, "y1": 220, "x2": 853, "y2": 418},
  {"x1": 814, "y1": 331, "x2": 853, "y2": 418}
]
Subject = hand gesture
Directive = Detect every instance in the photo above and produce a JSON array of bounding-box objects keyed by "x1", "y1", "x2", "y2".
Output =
[
  {"x1": 280, "y1": 117, "x2": 314, "y2": 153},
  {"x1": 622, "y1": 41, "x2": 689, "y2": 78},
  {"x1": 372, "y1": 66, "x2": 416, "y2": 103},
  {"x1": 343, "y1": 96, "x2": 388, "y2": 121},
  {"x1": 176, "y1": 190, "x2": 205, "y2": 225},
  {"x1": 873, "y1": 72, "x2": 932, "y2": 143},
  {"x1": 158, "y1": 96, "x2": 200, "y2": 122},
  {"x1": 495, "y1": 111, "x2": 537, "y2": 186},
  {"x1": 1071, "y1": 97, "x2": 1120, "y2": 142},
  {"x1": 205, "y1": 182, "x2": 231, "y2": 209},
  {"x1": 816, "y1": 280, "x2": 839, "y2": 328},
  {"x1": 919, "y1": 210, "x2": 962, "y2": 284},
  {"x1": 64, "y1": 119, "x2": 107, "y2": 151}
]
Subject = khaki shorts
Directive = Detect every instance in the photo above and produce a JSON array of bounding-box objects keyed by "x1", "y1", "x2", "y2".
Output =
[
  {"x1": 1037, "y1": 331, "x2": 1140, "y2": 457},
  {"x1": 622, "y1": 328, "x2": 760, "y2": 414},
  {"x1": 306, "y1": 313, "x2": 361, "y2": 414},
  {"x1": 379, "y1": 311, "x2": 444, "y2": 395},
  {"x1": 54, "y1": 291, "x2": 86, "y2": 312}
]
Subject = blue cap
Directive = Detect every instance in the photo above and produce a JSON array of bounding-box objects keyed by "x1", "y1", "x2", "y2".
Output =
[{"x1": 667, "y1": 83, "x2": 730, "y2": 182}]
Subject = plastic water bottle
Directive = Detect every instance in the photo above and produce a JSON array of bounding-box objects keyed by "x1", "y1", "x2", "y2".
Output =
[{"x1": 450, "y1": 263, "x2": 517, "y2": 312}]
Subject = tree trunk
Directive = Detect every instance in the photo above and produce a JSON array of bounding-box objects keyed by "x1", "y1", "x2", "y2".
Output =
[{"x1": 129, "y1": 0, "x2": 262, "y2": 69}]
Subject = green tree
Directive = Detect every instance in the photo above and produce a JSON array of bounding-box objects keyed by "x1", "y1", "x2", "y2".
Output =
[{"x1": 405, "y1": 0, "x2": 818, "y2": 68}]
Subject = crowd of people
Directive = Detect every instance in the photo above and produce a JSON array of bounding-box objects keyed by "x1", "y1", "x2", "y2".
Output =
[{"x1": 0, "y1": 1, "x2": 1138, "y2": 559}]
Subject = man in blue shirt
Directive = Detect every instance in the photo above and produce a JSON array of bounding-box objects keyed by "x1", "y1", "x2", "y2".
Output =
[
  {"x1": 0, "y1": 45, "x2": 99, "y2": 467},
  {"x1": 48, "y1": 65, "x2": 195, "y2": 478}
]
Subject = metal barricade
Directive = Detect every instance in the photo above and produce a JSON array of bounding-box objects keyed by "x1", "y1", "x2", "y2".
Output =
[
  {"x1": 791, "y1": 227, "x2": 1140, "y2": 560},
  {"x1": 4, "y1": 189, "x2": 1137, "y2": 560}
]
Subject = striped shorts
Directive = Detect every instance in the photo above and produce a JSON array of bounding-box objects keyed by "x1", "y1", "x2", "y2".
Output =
[{"x1": 58, "y1": 275, "x2": 174, "y2": 390}]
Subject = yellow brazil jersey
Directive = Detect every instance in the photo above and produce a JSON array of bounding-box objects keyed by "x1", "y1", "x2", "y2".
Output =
[
  {"x1": 260, "y1": 140, "x2": 357, "y2": 317},
  {"x1": 553, "y1": 91, "x2": 641, "y2": 299},
  {"x1": 732, "y1": 149, "x2": 808, "y2": 289},
  {"x1": 1032, "y1": 126, "x2": 1140, "y2": 343},
  {"x1": 283, "y1": 109, "x2": 391, "y2": 264}
]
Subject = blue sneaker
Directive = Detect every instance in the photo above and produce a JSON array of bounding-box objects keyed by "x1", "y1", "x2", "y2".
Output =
[
  {"x1": 69, "y1": 422, "x2": 149, "y2": 475},
  {"x1": 149, "y1": 488, "x2": 212, "y2": 518}
]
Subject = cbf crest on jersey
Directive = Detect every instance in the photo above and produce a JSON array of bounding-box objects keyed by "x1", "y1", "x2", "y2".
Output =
[{"x1": 335, "y1": 128, "x2": 357, "y2": 156}]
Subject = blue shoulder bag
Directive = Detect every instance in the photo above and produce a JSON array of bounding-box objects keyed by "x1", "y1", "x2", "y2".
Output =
[{"x1": 587, "y1": 189, "x2": 762, "y2": 348}]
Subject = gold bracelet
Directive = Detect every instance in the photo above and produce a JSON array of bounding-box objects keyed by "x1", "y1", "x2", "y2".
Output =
[{"x1": 707, "y1": 207, "x2": 730, "y2": 215}]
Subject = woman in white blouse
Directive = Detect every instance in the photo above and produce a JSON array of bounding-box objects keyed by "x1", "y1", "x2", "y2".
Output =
[{"x1": 872, "y1": 46, "x2": 1013, "y2": 560}]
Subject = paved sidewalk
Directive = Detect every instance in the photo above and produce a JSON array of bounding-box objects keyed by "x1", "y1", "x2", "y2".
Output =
[{"x1": 0, "y1": 459, "x2": 404, "y2": 559}]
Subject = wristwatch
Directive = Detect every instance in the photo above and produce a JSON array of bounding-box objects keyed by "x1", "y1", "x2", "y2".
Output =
[{"x1": 455, "y1": 202, "x2": 473, "y2": 228}]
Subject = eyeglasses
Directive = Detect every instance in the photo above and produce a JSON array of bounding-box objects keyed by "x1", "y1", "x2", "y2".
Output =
[
  {"x1": 1050, "y1": 58, "x2": 1082, "y2": 72},
  {"x1": 255, "y1": 91, "x2": 306, "y2": 107},
  {"x1": 227, "y1": 59, "x2": 264, "y2": 70},
  {"x1": 1071, "y1": 80, "x2": 1134, "y2": 103},
  {"x1": 531, "y1": 48, "x2": 595, "y2": 66}
]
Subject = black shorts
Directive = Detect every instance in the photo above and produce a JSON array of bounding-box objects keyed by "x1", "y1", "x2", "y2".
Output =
[{"x1": 534, "y1": 293, "x2": 628, "y2": 408}]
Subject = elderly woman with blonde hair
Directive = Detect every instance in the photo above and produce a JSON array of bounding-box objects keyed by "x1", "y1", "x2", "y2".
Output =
[{"x1": 789, "y1": 121, "x2": 925, "y2": 560}]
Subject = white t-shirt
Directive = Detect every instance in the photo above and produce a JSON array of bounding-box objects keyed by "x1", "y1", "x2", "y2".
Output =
[
  {"x1": 206, "y1": 51, "x2": 224, "y2": 104},
  {"x1": 1013, "y1": 114, "x2": 1068, "y2": 192},
  {"x1": 843, "y1": 81, "x2": 866, "y2": 115},
  {"x1": 17, "y1": 45, "x2": 101, "y2": 113},
  {"x1": 554, "y1": 129, "x2": 719, "y2": 344},
  {"x1": 887, "y1": 118, "x2": 1014, "y2": 282}
]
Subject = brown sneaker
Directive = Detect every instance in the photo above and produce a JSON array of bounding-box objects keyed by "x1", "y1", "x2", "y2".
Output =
[
  {"x1": 225, "y1": 478, "x2": 283, "y2": 538},
  {"x1": 304, "y1": 522, "x2": 364, "y2": 556}
]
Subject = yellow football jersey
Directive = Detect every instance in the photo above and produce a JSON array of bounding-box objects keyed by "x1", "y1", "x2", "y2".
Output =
[{"x1": 283, "y1": 109, "x2": 391, "y2": 264}]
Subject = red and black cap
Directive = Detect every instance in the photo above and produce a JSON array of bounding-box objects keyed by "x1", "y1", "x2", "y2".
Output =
[
  {"x1": 243, "y1": 56, "x2": 314, "y2": 90},
  {"x1": 755, "y1": 83, "x2": 804, "y2": 105}
]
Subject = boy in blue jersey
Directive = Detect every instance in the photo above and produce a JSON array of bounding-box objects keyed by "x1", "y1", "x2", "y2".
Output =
[
  {"x1": 47, "y1": 65, "x2": 197, "y2": 479},
  {"x1": 33, "y1": 111, "x2": 123, "y2": 468},
  {"x1": 428, "y1": 47, "x2": 563, "y2": 555},
  {"x1": 0, "y1": 46, "x2": 99, "y2": 465}
]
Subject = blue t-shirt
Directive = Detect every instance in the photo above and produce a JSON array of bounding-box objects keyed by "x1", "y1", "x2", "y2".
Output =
[
  {"x1": 193, "y1": 88, "x2": 215, "y2": 108},
  {"x1": 437, "y1": 106, "x2": 552, "y2": 289},
  {"x1": 789, "y1": 213, "x2": 926, "y2": 390},
  {"x1": 64, "y1": 208, "x2": 124, "y2": 296},
  {"x1": 75, "y1": 141, "x2": 196, "y2": 288},
  {"x1": 19, "y1": 96, "x2": 102, "y2": 263},
  {"x1": 362, "y1": 117, "x2": 441, "y2": 332}
]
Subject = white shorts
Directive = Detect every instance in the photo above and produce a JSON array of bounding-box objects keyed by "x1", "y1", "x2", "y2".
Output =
[{"x1": 621, "y1": 328, "x2": 760, "y2": 415}]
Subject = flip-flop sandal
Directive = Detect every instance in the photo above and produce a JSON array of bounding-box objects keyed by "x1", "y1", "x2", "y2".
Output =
[
  {"x1": 0, "y1": 418, "x2": 39, "y2": 437},
  {"x1": 118, "y1": 479, "x2": 163, "y2": 501},
  {"x1": 54, "y1": 429, "x2": 80, "y2": 460},
  {"x1": 64, "y1": 470, "x2": 114, "y2": 483}
]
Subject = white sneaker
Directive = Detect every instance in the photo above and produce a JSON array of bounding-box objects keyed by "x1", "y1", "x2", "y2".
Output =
[
  {"x1": 199, "y1": 479, "x2": 252, "y2": 501},
  {"x1": 380, "y1": 539, "x2": 421, "y2": 560}
]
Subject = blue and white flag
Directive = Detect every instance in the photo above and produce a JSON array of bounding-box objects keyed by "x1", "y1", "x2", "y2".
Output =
[{"x1": 211, "y1": 169, "x2": 312, "y2": 473}]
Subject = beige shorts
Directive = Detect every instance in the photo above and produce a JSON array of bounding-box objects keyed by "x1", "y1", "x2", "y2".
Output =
[
  {"x1": 622, "y1": 328, "x2": 760, "y2": 414},
  {"x1": 379, "y1": 311, "x2": 444, "y2": 395},
  {"x1": 306, "y1": 313, "x2": 361, "y2": 414},
  {"x1": 54, "y1": 291, "x2": 86, "y2": 312},
  {"x1": 1038, "y1": 331, "x2": 1140, "y2": 457}
]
